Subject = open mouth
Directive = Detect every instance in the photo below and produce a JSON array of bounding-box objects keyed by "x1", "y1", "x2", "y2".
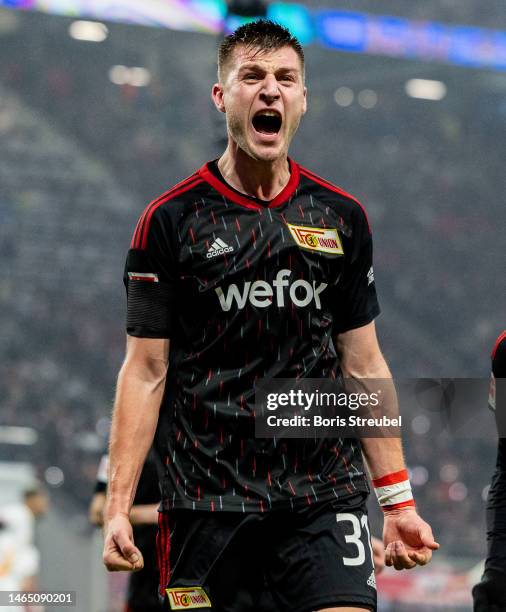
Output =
[{"x1": 252, "y1": 110, "x2": 282, "y2": 135}]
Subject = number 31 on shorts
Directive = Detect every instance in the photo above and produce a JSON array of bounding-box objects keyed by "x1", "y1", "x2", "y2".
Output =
[{"x1": 336, "y1": 513, "x2": 374, "y2": 567}]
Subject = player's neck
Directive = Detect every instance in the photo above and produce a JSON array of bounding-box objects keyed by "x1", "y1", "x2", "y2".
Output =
[{"x1": 218, "y1": 146, "x2": 290, "y2": 201}]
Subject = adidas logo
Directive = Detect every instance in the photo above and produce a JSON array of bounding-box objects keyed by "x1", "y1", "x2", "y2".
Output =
[
  {"x1": 367, "y1": 570, "x2": 376, "y2": 589},
  {"x1": 207, "y1": 237, "x2": 234, "y2": 258}
]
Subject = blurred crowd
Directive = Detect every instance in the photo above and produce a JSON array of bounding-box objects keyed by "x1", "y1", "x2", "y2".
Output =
[
  {"x1": 303, "y1": 0, "x2": 506, "y2": 29},
  {"x1": 0, "y1": 10, "x2": 504, "y2": 562}
]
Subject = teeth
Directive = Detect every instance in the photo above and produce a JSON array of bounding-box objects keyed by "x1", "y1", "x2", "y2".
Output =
[{"x1": 257, "y1": 111, "x2": 280, "y2": 117}]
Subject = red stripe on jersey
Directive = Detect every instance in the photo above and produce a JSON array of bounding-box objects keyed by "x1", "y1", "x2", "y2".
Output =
[
  {"x1": 165, "y1": 513, "x2": 171, "y2": 587},
  {"x1": 133, "y1": 172, "x2": 199, "y2": 247},
  {"x1": 139, "y1": 178, "x2": 202, "y2": 250},
  {"x1": 198, "y1": 158, "x2": 300, "y2": 210},
  {"x1": 131, "y1": 174, "x2": 201, "y2": 249},
  {"x1": 299, "y1": 167, "x2": 372, "y2": 234},
  {"x1": 131, "y1": 174, "x2": 196, "y2": 248},
  {"x1": 372, "y1": 469, "x2": 409, "y2": 488},
  {"x1": 156, "y1": 512, "x2": 165, "y2": 594},
  {"x1": 492, "y1": 331, "x2": 506, "y2": 360}
]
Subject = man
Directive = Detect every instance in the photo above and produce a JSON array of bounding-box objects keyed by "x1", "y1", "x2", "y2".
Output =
[
  {"x1": 473, "y1": 330, "x2": 506, "y2": 611},
  {"x1": 90, "y1": 453, "x2": 162, "y2": 612},
  {"x1": 103, "y1": 20, "x2": 438, "y2": 612}
]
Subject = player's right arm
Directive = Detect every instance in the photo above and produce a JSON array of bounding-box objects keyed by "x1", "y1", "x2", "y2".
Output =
[
  {"x1": 103, "y1": 202, "x2": 177, "y2": 572},
  {"x1": 103, "y1": 336, "x2": 169, "y2": 572}
]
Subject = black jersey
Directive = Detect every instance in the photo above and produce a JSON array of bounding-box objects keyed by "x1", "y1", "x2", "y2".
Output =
[
  {"x1": 124, "y1": 158, "x2": 380, "y2": 512},
  {"x1": 486, "y1": 331, "x2": 506, "y2": 574}
]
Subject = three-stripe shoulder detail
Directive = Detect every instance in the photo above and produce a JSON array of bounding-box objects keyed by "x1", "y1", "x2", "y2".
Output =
[
  {"x1": 299, "y1": 166, "x2": 372, "y2": 234},
  {"x1": 131, "y1": 173, "x2": 203, "y2": 250}
]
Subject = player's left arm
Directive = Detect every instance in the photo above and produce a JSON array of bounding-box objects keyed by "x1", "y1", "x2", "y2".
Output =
[{"x1": 337, "y1": 321, "x2": 439, "y2": 570}]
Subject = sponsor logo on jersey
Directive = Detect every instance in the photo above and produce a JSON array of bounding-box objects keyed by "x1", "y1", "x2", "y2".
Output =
[
  {"x1": 128, "y1": 272, "x2": 159, "y2": 282},
  {"x1": 207, "y1": 238, "x2": 234, "y2": 258},
  {"x1": 215, "y1": 268, "x2": 327, "y2": 311},
  {"x1": 287, "y1": 223, "x2": 344, "y2": 255},
  {"x1": 166, "y1": 587, "x2": 212, "y2": 609},
  {"x1": 367, "y1": 266, "x2": 375, "y2": 286}
]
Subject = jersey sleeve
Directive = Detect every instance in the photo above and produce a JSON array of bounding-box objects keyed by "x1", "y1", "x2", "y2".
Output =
[
  {"x1": 124, "y1": 206, "x2": 179, "y2": 338},
  {"x1": 333, "y1": 204, "x2": 380, "y2": 334}
]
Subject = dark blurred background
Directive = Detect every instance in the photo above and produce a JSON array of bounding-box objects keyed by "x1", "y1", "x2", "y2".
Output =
[{"x1": 0, "y1": 1, "x2": 505, "y2": 609}]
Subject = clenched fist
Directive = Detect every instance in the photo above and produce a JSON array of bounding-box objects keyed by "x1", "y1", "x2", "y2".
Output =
[{"x1": 103, "y1": 513, "x2": 144, "y2": 572}]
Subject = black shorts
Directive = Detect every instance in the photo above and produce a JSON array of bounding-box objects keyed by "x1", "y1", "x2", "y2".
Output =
[{"x1": 157, "y1": 493, "x2": 376, "y2": 612}]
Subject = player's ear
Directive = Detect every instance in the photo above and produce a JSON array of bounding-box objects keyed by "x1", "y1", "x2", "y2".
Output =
[
  {"x1": 212, "y1": 83, "x2": 226, "y2": 114},
  {"x1": 302, "y1": 86, "x2": 307, "y2": 115}
]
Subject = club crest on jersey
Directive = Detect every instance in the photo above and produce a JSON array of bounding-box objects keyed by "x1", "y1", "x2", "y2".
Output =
[
  {"x1": 287, "y1": 223, "x2": 344, "y2": 255},
  {"x1": 166, "y1": 587, "x2": 212, "y2": 609}
]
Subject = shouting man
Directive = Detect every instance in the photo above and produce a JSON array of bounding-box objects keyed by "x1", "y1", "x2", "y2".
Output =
[{"x1": 103, "y1": 20, "x2": 438, "y2": 612}]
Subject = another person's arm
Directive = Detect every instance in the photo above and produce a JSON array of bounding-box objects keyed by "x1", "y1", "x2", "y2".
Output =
[
  {"x1": 485, "y1": 438, "x2": 506, "y2": 574},
  {"x1": 473, "y1": 331, "x2": 506, "y2": 610},
  {"x1": 337, "y1": 322, "x2": 439, "y2": 570},
  {"x1": 129, "y1": 504, "x2": 159, "y2": 525},
  {"x1": 89, "y1": 492, "x2": 106, "y2": 526},
  {"x1": 89, "y1": 454, "x2": 108, "y2": 526},
  {"x1": 91, "y1": 492, "x2": 158, "y2": 527},
  {"x1": 473, "y1": 439, "x2": 506, "y2": 610},
  {"x1": 102, "y1": 336, "x2": 169, "y2": 571},
  {"x1": 371, "y1": 536, "x2": 385, "y2": 574},
  {"x1": 485, "y1": 334, "x2": 506, "y2": 571}
]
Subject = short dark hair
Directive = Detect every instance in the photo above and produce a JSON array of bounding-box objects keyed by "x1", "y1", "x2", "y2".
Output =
[{"x1": 218, "y1": 19, "x2": 305, "y2": 81}]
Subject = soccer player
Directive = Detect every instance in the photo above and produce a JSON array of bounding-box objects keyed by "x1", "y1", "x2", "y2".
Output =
[
  {"x1": 103, "y1": 20, "x2": 439, "y2": 612},
  {"x1": 473, "y1": 330, "x2": 506, "y2": 611},
  {"x1": 90, "y1": 453, "x2": 162, "y2": 612}
]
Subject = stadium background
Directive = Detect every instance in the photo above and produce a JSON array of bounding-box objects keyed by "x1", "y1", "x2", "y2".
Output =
[{"x1": 0, "y1": 0, "x2": 505, "y2": 610}]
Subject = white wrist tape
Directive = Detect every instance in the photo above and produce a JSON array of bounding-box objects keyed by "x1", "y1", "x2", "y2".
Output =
[{"x1": 372, "y1": 469, "x2": 415, "y2": 511}]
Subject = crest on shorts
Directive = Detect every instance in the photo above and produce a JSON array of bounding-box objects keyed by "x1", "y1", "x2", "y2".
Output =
[
  {"x1": 286, "y1": 223, "x2": 344, "y2": 255},
  {"x1": 166, "y1": 587, "x2": 212, "y2": 609}
]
